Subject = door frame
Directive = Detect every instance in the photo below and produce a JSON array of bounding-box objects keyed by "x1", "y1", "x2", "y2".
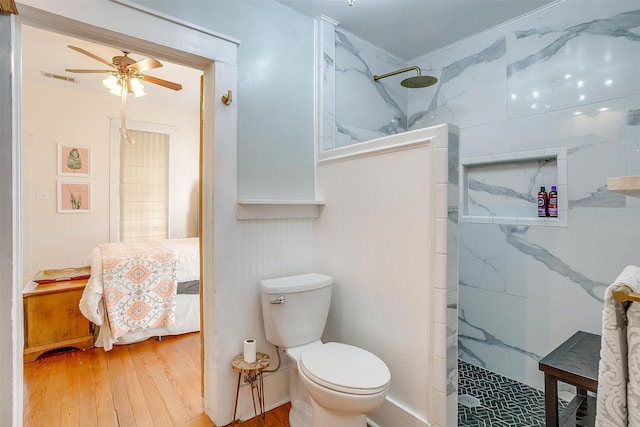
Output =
[{"x1": 1, "y1": 1, "x2": 239, "y2": 425}]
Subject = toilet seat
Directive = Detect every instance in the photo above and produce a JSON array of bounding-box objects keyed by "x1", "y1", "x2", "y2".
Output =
[{"x1": 299, "y1": 342, "x2": 390, "y2": 395}]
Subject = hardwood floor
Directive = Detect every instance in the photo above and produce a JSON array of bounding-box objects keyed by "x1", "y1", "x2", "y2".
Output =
[
  {"x1": 23, "y1": 332, "x2": 291, "y2": 427},
  {"x1": 221, "y1": 403, "x2": 291, "y2": 427}
]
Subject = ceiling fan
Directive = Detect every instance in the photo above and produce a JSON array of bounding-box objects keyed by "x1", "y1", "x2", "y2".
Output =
[
  {"x1": 65, "y1": 45, "x2": 183, "y2": 142},
  {"x1": 65, "y1": 45, "x2": 183, "y2": 93}
]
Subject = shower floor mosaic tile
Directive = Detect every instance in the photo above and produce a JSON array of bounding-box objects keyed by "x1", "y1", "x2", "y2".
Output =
[{"x1": 458, "y1": 359, "x2": 570, "y2": 427}]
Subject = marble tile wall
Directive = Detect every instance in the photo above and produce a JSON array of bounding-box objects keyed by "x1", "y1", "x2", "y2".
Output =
[
  {"x1": 412, "y1": 1, "x2": 640, "y2": 393},
  {"x1": 629, "y1": 94, "x2": 640, "y2": 184},
  {"x1": 318, "y1": 17, "x2": 337, "y2": 152},
  {"x1": 327, "y1": 22, "x2": 408, "y2": 148},
  {"x1": 446, "y1": 130, "x2": 460, "y2": 425},
  {"x1": 323, "y1": 0, "x2": 640, "y2": 400},
  {"x1": 461, "y1": 150, "x2": 563, "y2": 222}
]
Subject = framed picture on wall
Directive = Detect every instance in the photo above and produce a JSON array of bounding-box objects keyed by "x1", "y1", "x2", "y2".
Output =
[
  {"x1": 57, "y1": 181, "x2": 92, "y2": 213},
  {"x1": 58, "y1": 144, "x2": 91, "y2": 176}
]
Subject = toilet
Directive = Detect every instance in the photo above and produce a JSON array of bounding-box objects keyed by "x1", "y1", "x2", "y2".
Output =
[{"x1": 260, "y1": 273, "x2": 390, "y2": 427}]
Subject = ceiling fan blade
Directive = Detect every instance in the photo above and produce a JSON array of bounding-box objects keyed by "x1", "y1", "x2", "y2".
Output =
[
  {"x1": 129, "y1": 57, "x2": 163, "y2": 73},
  {"x1": 0, "y1": 0, "x2": 19, "y2": 14},
  {"x1": 65, "y1": 69, "x2": 113, "y2": 73},
  {"x1": 141, "y1": 75, "x2": 183, "y2": 91},
  {"x1": 67, "y1": 45, "x2": 114, "y2": 68}
]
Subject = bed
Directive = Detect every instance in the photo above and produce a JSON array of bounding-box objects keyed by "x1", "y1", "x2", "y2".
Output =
[{"x1": 79, "y1": 238, "x2": 200, "y2": 350}]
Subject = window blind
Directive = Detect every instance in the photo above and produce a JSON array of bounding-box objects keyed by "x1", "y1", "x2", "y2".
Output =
[{"x1": 120, "y1": 129, "x2": 169, "y2": 241}]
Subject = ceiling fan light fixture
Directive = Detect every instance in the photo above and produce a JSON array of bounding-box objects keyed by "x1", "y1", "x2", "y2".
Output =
[
  {"x1": 102, "y1": 74, "x2": 119, "y2": 90},
  {"x1": 67, "y1": 45, "x2": 182, "y2": 144},
  {"x1": 109, "y1": 83, "x2": 123, "y2": 96},
  {"x1": 130, "y1": 77, "x2": 146, "y2": 97}
]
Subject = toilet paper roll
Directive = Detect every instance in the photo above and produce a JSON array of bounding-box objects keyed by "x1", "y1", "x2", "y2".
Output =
[{"x1": 243, "y1": 339, "x2": 256, "y2": 364}]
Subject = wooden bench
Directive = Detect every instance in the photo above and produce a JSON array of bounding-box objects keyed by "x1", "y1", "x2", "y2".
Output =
[{"x1": 538, "y1": 331, "x2": 600, "y2": 427}]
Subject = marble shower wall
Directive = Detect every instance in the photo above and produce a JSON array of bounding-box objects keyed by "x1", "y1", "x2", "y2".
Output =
[
  {"x1": 410, "y1": 0, "x2": 640, "y2": 392},
  {"x1": 322, "y1": 17, "x2": 408, "y2": 149},
  {"x1": 324, "y1": 0, "x2": 640, "y2": 395},
  {"x1": 420, "y1": 1, "x2": 640, "y2": 388}
]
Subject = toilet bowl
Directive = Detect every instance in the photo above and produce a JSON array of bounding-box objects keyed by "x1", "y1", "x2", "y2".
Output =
[
  {"x1": 260, "y1": 274, "x2": 391, "y2": 427},
  {"x1": 297, "y1": 342, "x2": 390, "y2": 427}
]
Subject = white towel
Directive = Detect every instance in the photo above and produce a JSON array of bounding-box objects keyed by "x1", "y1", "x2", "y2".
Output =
[{"x1": 596, "y1": 265, "x2": 640, "y2": 427}]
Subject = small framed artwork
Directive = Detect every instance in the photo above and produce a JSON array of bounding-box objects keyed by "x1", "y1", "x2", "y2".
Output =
[
  {"x1": 58, "y1": 181, "x2": 92, "y2": 213},
  {"x1": 58, "y1": 144, "x2": 91, "y2": 176}
]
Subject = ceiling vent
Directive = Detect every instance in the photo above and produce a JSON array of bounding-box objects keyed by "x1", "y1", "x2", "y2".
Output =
[{"x1": 41, "y1": 71, "x2": 77, "y2": 83}]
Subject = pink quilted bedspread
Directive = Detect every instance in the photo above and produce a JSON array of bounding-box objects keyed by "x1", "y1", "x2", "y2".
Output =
[{"x1": 101, "y1": 241, "x2": 178, "y2": 339}]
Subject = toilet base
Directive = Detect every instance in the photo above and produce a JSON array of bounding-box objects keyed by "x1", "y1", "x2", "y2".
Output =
[
  {"x1": 289, "y1": 399, "x2": 312, "y2": 427},
  {"x1": 287, "y1": 357, "x2": 313, "y2": 427},
  {"x1": 309, "y1": 396, "x2": 367, "y2": 427}
]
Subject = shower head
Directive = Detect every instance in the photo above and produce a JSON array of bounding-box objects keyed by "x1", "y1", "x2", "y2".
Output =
[
  {"x1": 401, "y1": 75, "x2": 438, "y2": 88},
  {"x1": 373, "y1": 66, "x2": 438, "y2": 88}
]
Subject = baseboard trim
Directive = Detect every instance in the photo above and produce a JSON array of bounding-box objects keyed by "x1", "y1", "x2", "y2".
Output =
[{"x1": 368, "y1": 395, "x2": 431, "y2": 427}]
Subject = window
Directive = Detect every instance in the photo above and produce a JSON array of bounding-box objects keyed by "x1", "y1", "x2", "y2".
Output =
[
  {"x1": 120, "y1": 129, "x2": 170, "y2": 241},
  {"x1": 110, "y1": 119, "x2": 178, "y2": 242}
]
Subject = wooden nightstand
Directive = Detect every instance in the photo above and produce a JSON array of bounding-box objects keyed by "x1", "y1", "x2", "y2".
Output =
[{"x1": 23, "y1": 277, "x2": 94, "y2": 362}]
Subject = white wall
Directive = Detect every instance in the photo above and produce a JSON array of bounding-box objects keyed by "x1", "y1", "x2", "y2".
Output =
[
  {"x1": 21, "y1": 80, "x2": 199, "y2": 278},
  {"x1": 316, "y1": 126, "x2": 456, "y2": 427},
  {"x1": 318, "y1": 147, "x2": 431, "y2": 424},
  {"x1": 133, "y1": 0, "x2": 317, "y2": 200},
  {"x1": 230, "y1": 217, "x2": 319, "y2": 419}
]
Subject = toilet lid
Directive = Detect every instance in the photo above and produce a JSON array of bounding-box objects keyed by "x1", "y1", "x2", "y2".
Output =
[{"x1": 299, "y1": 342, "x2": 390, "y2": 395}]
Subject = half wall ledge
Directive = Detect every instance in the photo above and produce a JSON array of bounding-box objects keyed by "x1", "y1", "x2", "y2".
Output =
[{"x1": 236, "y1": 200, "x2": 325, "y2": 220}]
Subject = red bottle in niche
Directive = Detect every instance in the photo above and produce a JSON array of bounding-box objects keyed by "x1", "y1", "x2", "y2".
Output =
[
  {"x1": 548, "y1": 186, "x2": 558, "y2": 217},
  {"x1": 538, "y1": 187, "x2": 548, "y2": 217}
]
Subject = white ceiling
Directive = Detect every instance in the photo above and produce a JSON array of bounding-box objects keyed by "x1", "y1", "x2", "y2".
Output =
[
  {"x1": 22, "y1": 1, "x2": 557, "y2": 109},
  {"x1": 276, "y1": 0, "x2": 556, "y2": 61}
]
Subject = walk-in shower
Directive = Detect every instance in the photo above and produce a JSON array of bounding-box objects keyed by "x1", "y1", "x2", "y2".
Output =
[{"x1": 373, "y1": 66, "x2": 438, "y2": 88}]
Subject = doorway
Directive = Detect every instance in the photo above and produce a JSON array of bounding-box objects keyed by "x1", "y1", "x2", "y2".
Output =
[
  {"x1": 21, "y1": 25, "x2": 203, "y2": 273},
  {"x1": 3, "y1": 3, "x2": 239, "y2": 425}
]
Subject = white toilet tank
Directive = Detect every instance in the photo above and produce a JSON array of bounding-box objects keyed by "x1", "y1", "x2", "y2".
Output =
[{"x1": 260, "y1": 273, "x2": 333, "y2": 348}]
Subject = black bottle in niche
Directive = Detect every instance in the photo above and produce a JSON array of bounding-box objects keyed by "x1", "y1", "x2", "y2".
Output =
[{"x1": 537, "y1": 187, "x2": 548, "y2": 217}]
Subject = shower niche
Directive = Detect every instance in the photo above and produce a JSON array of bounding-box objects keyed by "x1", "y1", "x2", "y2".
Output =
[{"x1": 460, "y1": 147, "x2": 567, "y2": 227}]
